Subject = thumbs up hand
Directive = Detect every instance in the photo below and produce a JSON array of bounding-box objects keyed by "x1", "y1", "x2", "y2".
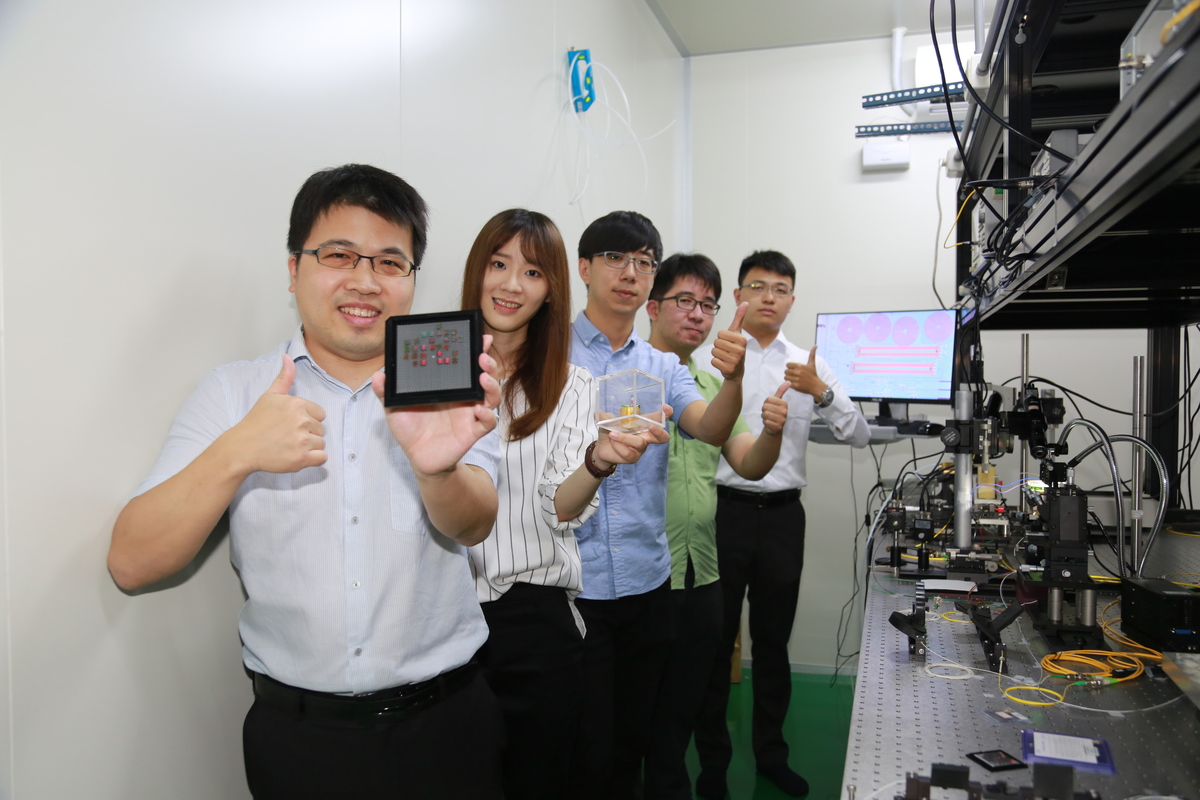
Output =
[
  {"x1": 230, "y1": 354, "x2": 327, "y2": 473},
  {"x1": 711, "y1": 302, "x2": 749, "y2": 381},
  {"x1": 761, "y1": 382, "x2": 790, "y2": 436},
  {"x1": 784, "y1": 346, "x2": 829, "y2": 401}
]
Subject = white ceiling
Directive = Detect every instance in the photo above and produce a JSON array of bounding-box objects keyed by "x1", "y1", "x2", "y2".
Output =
[{"x1": 643, "y1": 0, "x2": 998, "y2": 56}]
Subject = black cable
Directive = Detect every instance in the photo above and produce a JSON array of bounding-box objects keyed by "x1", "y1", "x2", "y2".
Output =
[
  {"x1": 1090, "y1": 541, "x2": 1123, "y2": 580},
  {"x1": 918, "y1": 463, "x2": 954, "y2": 510},
  {"x1": 834, "y1": 447, "x2": 870, "y2": 685},
  {"x1": 998, "y1": 371, "x2": 1200, "y2": 419},
  {"x1": 929, "y1": 0, "x2": 1004, "y2": 227},
  {"x1": 949, "y1": 0, "x2": 1074, "y2": 163},
  {"x1": 1089, "y1": 510, "x2": 1133, "y2": 575},
  {"x1": 1186, "y1": 328, "x2": 1195, "y2": 508},
  {"x1": 1176, "y1": 383, "x2": 1200, "y2": 507}
]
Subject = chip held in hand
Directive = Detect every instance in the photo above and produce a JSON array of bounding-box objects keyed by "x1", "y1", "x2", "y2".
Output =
[
  {"x1": 384, "y1": 310, "x2": 484, "y2": 407},
  {"x1": 596, "y1": 368, "x2": 665, "y2": 434}
]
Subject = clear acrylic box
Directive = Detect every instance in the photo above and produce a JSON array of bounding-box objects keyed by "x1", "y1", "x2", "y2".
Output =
[{"x1": 595, "y1": 368, "x2": 665, "y2": 434}]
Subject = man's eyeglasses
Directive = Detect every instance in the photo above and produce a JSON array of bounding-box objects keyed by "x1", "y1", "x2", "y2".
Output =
[
  {"x1": 593, "y1": 251, "x2": 659, "y2": 275},
  {"x1": 738, "y1": 281, "x2": 792, "y2": 297},
  {"x1": 296, "y1": 247, "x2": 419, "y2": 277},
  {"x1": 659, "y1": 294, "x2": 720, "y2": 316}
]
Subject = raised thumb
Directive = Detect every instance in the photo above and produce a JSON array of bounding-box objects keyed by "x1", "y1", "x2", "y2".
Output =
[{"x1": 268, "y1": 354, "x2": 296, "y2": 395}]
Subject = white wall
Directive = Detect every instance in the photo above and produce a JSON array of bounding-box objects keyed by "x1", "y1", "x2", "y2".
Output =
[
  {"x1": 1, "y1": 3, "x2": 1192, "y2": 794},
  {"x1": 0, "y1": 0, "x2": 683, "y2": 797},
  {"x1": 686, "y1": 34, "x2": 1190, "y2": 672}
]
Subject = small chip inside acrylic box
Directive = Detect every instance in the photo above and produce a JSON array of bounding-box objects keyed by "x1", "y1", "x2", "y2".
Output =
[{"x1": 595, "y1": 368, "x2": 665, "y2": 434}]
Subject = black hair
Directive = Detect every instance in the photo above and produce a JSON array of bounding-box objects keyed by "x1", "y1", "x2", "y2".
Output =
[
  {"x1": 287, "y1": 164, "x2": 429, "y2": 265},
  {"x1": 651, "y1": 253, "x2": 722, "y2": 301},
  {"x1": 737, "y1": 249, "x2": 796, "y2": 286},
  {"x1": 577, "y1": 211, "x2": 663, "y2": 264}
]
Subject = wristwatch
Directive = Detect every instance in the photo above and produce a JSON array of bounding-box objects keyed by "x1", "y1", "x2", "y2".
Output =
[{"x1": 815, "y1": 387, "x2": 834, "y2": 409}]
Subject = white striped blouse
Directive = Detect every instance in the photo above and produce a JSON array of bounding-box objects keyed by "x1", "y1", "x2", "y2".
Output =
[{"x1": 469, "y1": 364, "x2": 600, "y2": 602}]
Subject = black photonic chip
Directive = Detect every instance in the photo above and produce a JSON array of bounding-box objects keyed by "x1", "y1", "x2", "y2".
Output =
[
  {"x1": 384, "y1": 310, "x2": 484, "y2": 407},
  {"x1": 966, "y1": 750, "x2": 1026, "y2": 772}
]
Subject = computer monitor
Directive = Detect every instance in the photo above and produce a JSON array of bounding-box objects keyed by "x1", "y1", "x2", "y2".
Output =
[{"x1": 814, "y1": 309, "x2": 959, "y2": 419}]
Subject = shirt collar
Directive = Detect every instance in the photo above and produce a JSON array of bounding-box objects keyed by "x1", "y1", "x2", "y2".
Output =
[
  {"x1": 573, "y1": 312, "x2": 640, "y2": 353},
  {"x1": 747, "y1": 329, "x2": 792, "y2": 355},
  {"x1": 287, "y1": 326, "x2": 369, "y2": 392},
  {"x1": 287, "y1": 326, "x2": 313, "y2": 363}
]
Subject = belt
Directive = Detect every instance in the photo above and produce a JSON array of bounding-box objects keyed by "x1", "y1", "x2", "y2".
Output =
[
  {"x1": 252, "y1": 661, "x2": 477, "y2": 722},
  {"x1": 717, "y1": 486, "x2": 801, "y2": 508}
]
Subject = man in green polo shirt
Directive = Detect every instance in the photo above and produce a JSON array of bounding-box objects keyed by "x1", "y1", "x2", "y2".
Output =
[{"x1": 643, "y1": 253, "x2": 789, "y2": 800}]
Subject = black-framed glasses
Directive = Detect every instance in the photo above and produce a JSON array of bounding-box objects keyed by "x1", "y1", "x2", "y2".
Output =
[
  {"x1": 738, "y1": 281, "x2": 792, "y2": 297},
  {"x1": 296, "y1": 247, "x2": 419, "y2": 277},
  {"x1": 593, "y1": 251, "x2": 659, "y2": 275},
  {"x1": 659, "y1": 294, "x2": 720, "y2": 316}
]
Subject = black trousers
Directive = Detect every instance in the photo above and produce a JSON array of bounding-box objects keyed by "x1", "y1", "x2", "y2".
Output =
[
  {"x1": 696, "y1": 497, "x2": 805, "y2": 773},
  {"x1": 644, "y1": 572, "x2": 723, "y2": 800},
  {"x1": 477, "y1": 582, "x2": 585, "y2": 800},
  {"x1": 242, "y1": 670, "x2": 503, "y2": 799},
  {"x1": 569, "y1": 579, "x2": 675, "y2": 800}
]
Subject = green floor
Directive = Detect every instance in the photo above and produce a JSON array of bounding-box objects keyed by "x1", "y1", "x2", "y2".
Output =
[{"x1": 684, "y1": 670, "x2": 856, "y2": 800}]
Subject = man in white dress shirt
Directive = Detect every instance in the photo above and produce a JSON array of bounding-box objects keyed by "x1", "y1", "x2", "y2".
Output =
[
  {"x1": 107, "y1": 165, "x2": 505, "y2": 799},
  {"x1": 695, "y1": 250, "x2": 869, "y2": 799}
]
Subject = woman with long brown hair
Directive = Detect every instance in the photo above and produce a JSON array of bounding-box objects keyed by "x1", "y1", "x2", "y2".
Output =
[{"x1": 462, "y1": 209, "x2": 666, "y2": 800}]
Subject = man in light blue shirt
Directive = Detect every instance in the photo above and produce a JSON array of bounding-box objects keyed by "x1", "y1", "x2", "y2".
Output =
[
  {"x1": 567, "y1": 211, "x2": 748, "y2": 800},
  {"x1": 108, "y1": 165, "x2": 505, "y2": 800}
]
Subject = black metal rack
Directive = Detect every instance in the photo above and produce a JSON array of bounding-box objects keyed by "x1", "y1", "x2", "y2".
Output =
[{"x1": 954, "y1": 0, "x2": 1200, "y2": 505}]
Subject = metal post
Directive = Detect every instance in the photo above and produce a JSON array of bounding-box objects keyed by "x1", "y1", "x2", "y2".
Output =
[
  {"x1": 1131, "y1": 357, "x2": 1145, "y2": 573},
  {"x1": 1078, "y1": 589, "x2": 1097, "y2": 628},
  {"x1": 1047, "y1": 588, "x2": 1064, "y2": 624},
  {"x1": 976, "y1": 0, "x2": 1009, "y2": 75},
  {"x1": 974, "y1": 0, "x2": 986, "y2": 55},
  {"x1": 954, "y1": 386, "x2": 974, "y2": 549},
  {"x1": 1147, "y1": 327, "x2": 1181, "y2": 505},
  {"x1": 1019, "y1": 334, "x2": 1030, "y2": 511}
]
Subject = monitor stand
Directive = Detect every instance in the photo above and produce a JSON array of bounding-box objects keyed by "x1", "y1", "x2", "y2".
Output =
[{"x1": 874, "y1": 401, "x2": 908, "y2": 426}]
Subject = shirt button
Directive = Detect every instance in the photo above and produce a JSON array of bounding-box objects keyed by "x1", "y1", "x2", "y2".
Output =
[
  {"x1": 610, "y1": 510, "x2": 618, "y2": 516},
  {"x1": 352, "y1": 581, "x2": 360, "y2": 589},
  {"x1": 351, "y1": 394, "x2": 358, "y2": 402},
  {"x1": 354, "y1": 648, "x2": 362, "y2": 656},
  {"x1": 612, "y1": 547, "x2": 619, "y2": 553},
  {"x1": 349, "y1": 452, "x2": 357, "y2": 461},
  {"x1": 351, "y1": 516, "x2": 359, "y2": 525}
]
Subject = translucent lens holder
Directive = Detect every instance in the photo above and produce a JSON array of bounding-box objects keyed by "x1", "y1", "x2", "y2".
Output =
[{"x1": 595, "y1": 368, "x2": 665, "y2": 434}]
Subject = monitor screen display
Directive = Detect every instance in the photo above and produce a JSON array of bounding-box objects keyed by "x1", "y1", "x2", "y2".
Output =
[{"x1": 813, "y1": 309, "x2": 959, "y2": 403}]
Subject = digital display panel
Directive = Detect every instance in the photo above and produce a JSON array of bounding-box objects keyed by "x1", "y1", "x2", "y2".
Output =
[{"x1": 814, "y1": 309, "x2": 958, "y2": 403}]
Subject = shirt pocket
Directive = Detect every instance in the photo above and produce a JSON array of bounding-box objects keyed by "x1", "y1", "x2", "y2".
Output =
[
  {"x1": 784, "y1": 389, "x2": 812, "y2": 420},
  {"x1": 387, "y1": 444, "x2": 425, "y2": 533}
]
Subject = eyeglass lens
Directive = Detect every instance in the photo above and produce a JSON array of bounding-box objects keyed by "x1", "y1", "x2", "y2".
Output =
[
  {"x1": 315, "y1": 247, "x2": 413, "y2": 276},
  {"x1": 600, "y1": 252, "x2": 657, "y2": 274},
  {"x1": 743, "y1": 282, "x2": 791, "y2": 297},
  {"x1": 673, "y1": 296, "x2": 719, "y2": 315}
]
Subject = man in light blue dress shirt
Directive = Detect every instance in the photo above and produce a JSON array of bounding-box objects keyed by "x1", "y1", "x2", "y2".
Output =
[
  {"x1": 107, "y1": 165, "x2": 505, "y2": 800},
  {"x1": 567, "y1": 211, "x2": 748, "y2": 800}
]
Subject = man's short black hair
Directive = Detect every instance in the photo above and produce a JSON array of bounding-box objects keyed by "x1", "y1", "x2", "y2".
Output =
[
  {"x1": 738, "y1": 250, "x2": 796, "y2": 286},
  {"x1": 651, "y1": 253, "x2": 722, "y2": 302},
  {"x1": 287, "y1": 164, "x2": 429, "y2": 265},
  {"x1": 577, "y1": 211, "x2": 663, "y2": 264}
]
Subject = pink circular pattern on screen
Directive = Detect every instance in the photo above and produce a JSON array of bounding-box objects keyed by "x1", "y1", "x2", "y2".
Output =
[
  {"x1": 893, "y1": 316, "x2": 918, "y2": 346},
  {"x1": 837, "y1": 315, "x2": 864, "y2": 343},
  {"x1": 865, "y1": 313, "x2": 891, "y2": 343},
  {"x1": 924, "y1": 311, "x2": 954, "y2": 343}
]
